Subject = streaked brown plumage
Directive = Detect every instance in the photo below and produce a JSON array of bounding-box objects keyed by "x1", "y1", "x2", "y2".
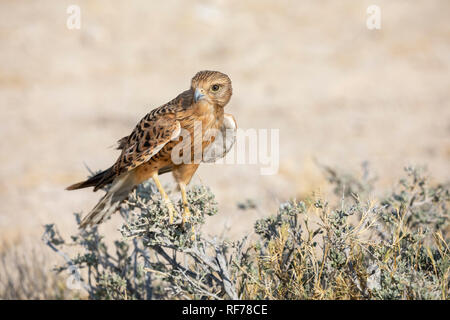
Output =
[{"x1": 67, "y1": 70, "x2": 236, "y2": 228}]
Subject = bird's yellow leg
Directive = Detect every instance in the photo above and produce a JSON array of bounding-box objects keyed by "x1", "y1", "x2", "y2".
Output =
[
  {"x1": 152, "y1": 173, "x2": 177, "y2": 224},
  {"x1": 179, "y1": 183, "x2": 195, "y2": 240},
  {"x1": 179, "y1": 183, "x2": 191, "y2": 226}
]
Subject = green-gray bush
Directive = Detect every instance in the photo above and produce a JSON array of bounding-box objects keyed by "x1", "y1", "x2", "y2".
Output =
[{"x1": 43, "y1": 166, "x2": 449, "y2": 300}]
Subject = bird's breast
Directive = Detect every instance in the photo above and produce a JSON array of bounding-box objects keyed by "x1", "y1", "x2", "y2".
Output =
[
  {"x1": 174, "y1": 105, "x2": 224, "y2": 157},
  {"x1": 179, "y1": 104, "x2": 223, "y2": 133}
]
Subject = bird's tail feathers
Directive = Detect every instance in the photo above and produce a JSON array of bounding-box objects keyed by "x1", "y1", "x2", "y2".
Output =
[
  {"x1": 79, "y1": 172, "x2": 135, "y2": 229},
  {"x1": 66, "y1": 167, "x2": 115, "y2": 191}
]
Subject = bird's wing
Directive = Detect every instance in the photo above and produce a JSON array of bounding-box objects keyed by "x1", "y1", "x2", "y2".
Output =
[
  {"x1": 203, "y1": 113, "x2": 237, "y2": 163},
  {"x1": 112, "y1": 89, "x2": 193, "y2": 175},
  {"x1": 113, "y1": 115, "x2": 181, "y2": 175},
  {"x1": 115, "y1": 91, "x2": 192, "y2": 152},
  {"x1": 116, "y1": 136, "x2": 128, "y2": 150}
]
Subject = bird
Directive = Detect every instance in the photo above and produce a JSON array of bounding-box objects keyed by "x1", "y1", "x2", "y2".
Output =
[{"x1": 67, "y1": 70, "x2": 236, "y2": 229}]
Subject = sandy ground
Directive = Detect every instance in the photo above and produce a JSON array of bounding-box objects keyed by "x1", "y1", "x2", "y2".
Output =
[{"x1": 0, "y1": 0, "x2": 449, "y2": 255}]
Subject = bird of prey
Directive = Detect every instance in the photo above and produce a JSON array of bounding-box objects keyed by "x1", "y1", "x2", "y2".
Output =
[{"x1": 67, "y1": 70, "x2": 236, "y2": 229}]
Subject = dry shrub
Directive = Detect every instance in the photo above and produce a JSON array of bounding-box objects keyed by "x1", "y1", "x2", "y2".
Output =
[{"x1": 41, "y1": 166, "x2": 448, "y2": 300}]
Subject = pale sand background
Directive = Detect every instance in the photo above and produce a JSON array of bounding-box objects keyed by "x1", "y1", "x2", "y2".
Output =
[{"x1": 0, "y1": 1, "x2": 449, "y2": 259}]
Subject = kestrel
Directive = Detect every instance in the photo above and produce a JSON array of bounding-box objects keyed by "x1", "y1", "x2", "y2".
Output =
[{"x1": 67, "y1": 70, "x2": 236, "y2": 229}]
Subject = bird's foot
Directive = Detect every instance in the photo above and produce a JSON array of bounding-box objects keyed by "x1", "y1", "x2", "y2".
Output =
[
  {"x1": 181, "y1": 204, "x2": 191, "y2": 227},
  {"x1": 180, "y1": 205, "x2": 195, "y2": 241}
]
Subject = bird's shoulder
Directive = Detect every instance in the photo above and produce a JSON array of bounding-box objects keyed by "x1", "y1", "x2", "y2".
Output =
[
  {"x1": 112, "y1": 90, "x2": 193, "y2": 174},
  {"x1": 116, "y1": 89, "x2": 193, "y2": 150}
]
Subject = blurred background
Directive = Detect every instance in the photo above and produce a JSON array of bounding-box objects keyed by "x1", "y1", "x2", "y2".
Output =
[{"x1": 0, "y1": 0, "x2": 449, "y2": 297}]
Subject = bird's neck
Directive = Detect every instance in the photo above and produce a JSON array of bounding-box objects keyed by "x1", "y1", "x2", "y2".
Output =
[
  {"x1": 213, "y1": 104, "x2": 224, "y2": 120},
  {"x1": 191, "y1": 101, "x2": 224, "y2": 132},
  {"x1": 195, "y1": 101, "x2": 223, "y2": 118}
]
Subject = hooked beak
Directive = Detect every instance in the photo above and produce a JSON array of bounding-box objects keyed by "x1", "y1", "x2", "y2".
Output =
[{"x1": 194, "y1": 88, "x2": 205, "y2": 103}]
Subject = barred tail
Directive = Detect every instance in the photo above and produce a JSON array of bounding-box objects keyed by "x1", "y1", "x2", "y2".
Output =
[
  {"x1": 79, "y1": 172, "x2": 136, "y2": 229},
  {"x1": 66, "y1": 167, "x2": 115, "y2": 192}
]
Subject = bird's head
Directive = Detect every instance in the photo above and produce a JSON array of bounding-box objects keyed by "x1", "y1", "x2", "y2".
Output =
[{"x1": 191, "y1": 70, "x2": 232, "y2": 108}]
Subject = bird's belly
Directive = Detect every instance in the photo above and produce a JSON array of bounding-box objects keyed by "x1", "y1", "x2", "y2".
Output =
[
  {"x1": 133, "y1": 141, "x2": 176, "y2": 182},
  {"x1": 134, "y1": 117, "x2": 220, "y2": 183}
]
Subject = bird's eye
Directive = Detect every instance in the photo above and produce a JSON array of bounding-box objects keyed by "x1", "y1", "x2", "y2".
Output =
[{"x1": 211, "y1": 84, "x2": 220, "y2": 92}]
